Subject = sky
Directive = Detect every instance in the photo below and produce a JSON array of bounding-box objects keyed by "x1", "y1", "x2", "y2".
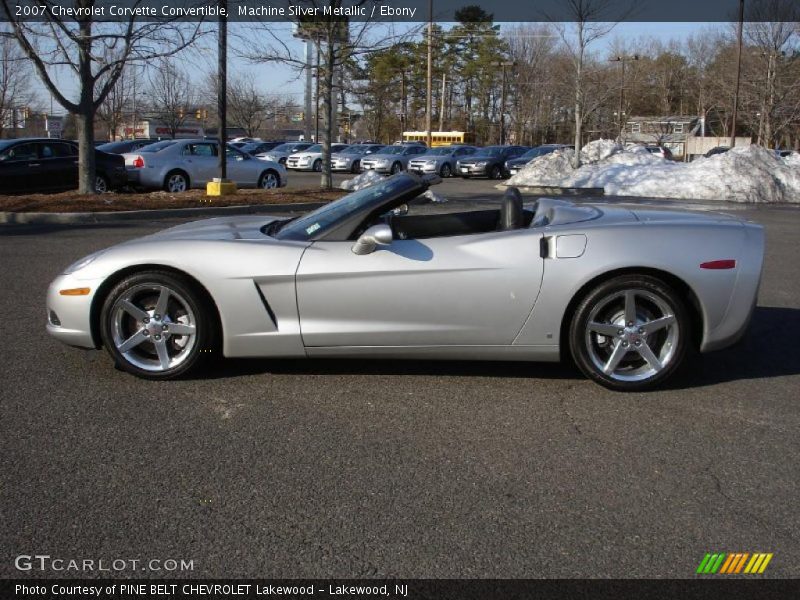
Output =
[{"x1": 37, "y1": 21, "x2": 717, "y2": 115}]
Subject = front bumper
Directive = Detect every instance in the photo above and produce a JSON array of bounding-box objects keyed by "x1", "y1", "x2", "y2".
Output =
[
  {"x1": 46, "y1": 273, "x2": 102, "y2": 349},
  {"x1": 457, "y1": 163, "x2": 489, "y2": 176},
  {"x1": 286, "y1": 158, "x2": 316, "y2": 171},
  {"x1": 408, "y1": 161, "x2": 438, "y2": 174},
  {"x1": 361, "y1": 162, "x2": 391, "y2": 173},
  {"x1": 331, "y1": 158, "x2": 354, "y2": 171}
]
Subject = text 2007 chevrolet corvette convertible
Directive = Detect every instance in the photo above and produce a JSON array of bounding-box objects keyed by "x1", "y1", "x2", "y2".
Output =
[{"x1": 47, "y1": 173, "x2": 764, "y2": 391}]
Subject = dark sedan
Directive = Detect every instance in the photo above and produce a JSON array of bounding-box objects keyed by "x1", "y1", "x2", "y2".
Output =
[
  {"x1": 97, "y1": 139, "x2": 166, "y2": 154},
  {"x1": 0, "y1": 138, "x2": 126, "y2": 194},
  {"x1": 456, "y1": 145, "x2": 529, "y2": 179}
]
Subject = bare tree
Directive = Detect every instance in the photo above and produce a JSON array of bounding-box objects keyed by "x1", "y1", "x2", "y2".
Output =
[
  {"x1": 237, "y1": 1, "x2": 416, "y2": 188},
  {"x1": 552, "y1": 0, "x2": 625, "y2": 167},
  {"x1": 96, "y1": 59, "x2": 134, "y2": 142},
  {"x1": 0, "y1": 29, "x2": 37, "y2": 139},
  {"x1": 205, "y1": 72, "x2": 268, "y2": 138},
  {"x1": 1, "y1": 1, "x2": 204, "y2": 192},
  {"x1": 147, "y1": 58, "x2": 198, "y2": 139}
]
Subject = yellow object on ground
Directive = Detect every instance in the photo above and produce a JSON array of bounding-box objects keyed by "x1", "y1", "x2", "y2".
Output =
[{"x1": 206, "y1": 179, "x2": 238, "y2": 196}]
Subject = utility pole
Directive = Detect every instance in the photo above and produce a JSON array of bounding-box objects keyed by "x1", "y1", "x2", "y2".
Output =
[
  {"x1": 730, "y1": 0, "x2": 745, "y2": 149},
  {"x1": 439, "y1": 72, "x2": 446, "y2": 132},
  {"x1": 609, "y1": 54, "x2": 639, "y2": 141},
  {"x1": 217, "y1": 0, "x2": 227, "y2": 179},
  {"x1": 425, "y1": 0, "x2": 433, "y2": 148},
  {"x1": 315, "y1": 40, "x2": 320, "y2": 142},
  {"x1": 399, "y1": 70, "x2": 406, "y2": 136}
]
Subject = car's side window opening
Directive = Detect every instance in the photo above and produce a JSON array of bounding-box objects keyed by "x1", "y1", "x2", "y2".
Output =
[{"x1": 388, "y1": 206, "x2": 536, "y2": 240}]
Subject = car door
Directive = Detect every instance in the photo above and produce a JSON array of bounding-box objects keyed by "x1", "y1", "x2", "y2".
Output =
[
  {"x1": 295, "y1": 227, "x2": 544, "y2": 348},
  {"x1": 35, "y1": 141, "x2": 77, "y2": 191},
  {"x1": 225, "y1": 146, "x2": 258, "y2": 186},
  {"x1": 181, "y1": 142, "x2": 218, "y2": 186},
  {"x1": 0, "y1": 142, "x2": 40, "y2": 193}
]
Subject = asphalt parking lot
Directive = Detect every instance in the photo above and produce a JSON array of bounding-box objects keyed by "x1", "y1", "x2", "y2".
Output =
[{"x1": 1, "y1": 182, "x2": 798, "y2": 579}]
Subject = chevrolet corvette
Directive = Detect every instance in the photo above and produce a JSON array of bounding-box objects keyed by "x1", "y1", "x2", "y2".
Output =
[{"x1": 46, "y1": 173, "x2": 764, "y2": 390}]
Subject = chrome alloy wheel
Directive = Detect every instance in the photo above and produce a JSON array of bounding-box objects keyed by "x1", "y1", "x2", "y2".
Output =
[
  {"x1": 95, "y1": 175, "x2": 108, "y2": 193},
  {"x1": 166, "y1": 173, "x2": 188, "y2": 192},
  {"x1": 584, "y1": 289, "x2": 679, "y2": 383},
  {"x1": 110, "y1": 284, "x2": 197, "y2": 372},
  {"x1": 260, "y1": 171, "x2": 279, "y2": 189}
]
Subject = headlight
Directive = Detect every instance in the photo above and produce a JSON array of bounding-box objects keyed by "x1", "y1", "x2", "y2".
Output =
[
  {"x1": 62, "y1": 251, "x2": 102, "y2": 275},
  {"x1": 475, "y1": 161, "x2": 488, "y2": 168},
  {"x1": 299, "y1": 157, "x2": 311, "y2": 164},
  {"x1": 426, "y1": 160, "x2": 437, "y2": 166},
  {"x1": 377, "y1": 159, "x2": 389, "y2": 166}
]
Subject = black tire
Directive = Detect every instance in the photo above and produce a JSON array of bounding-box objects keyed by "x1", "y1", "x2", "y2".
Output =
[
  {"x1": 489, "y1": 164, "x2": 503, "y2": 180},
  {"x1": 279, "y1": 157, "x2": 287, "y2": 165},
  {"x1": 95, "y1": 174, "x2": 109, "y2": 193},
  {"x1": 163, "y1": 170, "x2": 189, "y2": 193},
  {"x1": 390, "y1": 162, "x2": 402, "y2": 174},
  {"x1": 461, "y1": 174, "x2": 471, "y2": 179},
  {"x1": 258, "y1": 170, "x2": 280, "y2": 189},
  {"x1": 440, "y1": 163, "x2": 452, "y2": 178},
  {"x1": 568, "y1": 274, "x2": 690, "y2": 391},
  {"x1": 351, "y1": 160, "x2": 361, "y2": 174},
  {"x1": 312, "y1": 159, "x2": 322, "y2": 172},
  {"x1": 99, "y1": 271, "x2": 217, "y2": 380}
]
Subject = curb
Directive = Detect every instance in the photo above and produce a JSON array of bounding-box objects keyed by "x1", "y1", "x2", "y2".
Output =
[
  {"x1": 494, "y1": 183, "x2": 605, "y2": 196},
  {"x1": 0, "y1": 202, "x2": 326, "y2": 226}
]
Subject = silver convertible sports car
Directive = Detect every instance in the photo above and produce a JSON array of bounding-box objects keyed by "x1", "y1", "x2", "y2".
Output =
[{"x1": 46, "y1": 174, "x2": 764, "y2": 391}]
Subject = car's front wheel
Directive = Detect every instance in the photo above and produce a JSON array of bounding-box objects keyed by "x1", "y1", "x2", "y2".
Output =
[
  {"x1": 569, "y1": 275, "x2": 689, "y2": 391},
  {"x1": 99, "y1": 271, "x2": 216, "y2": 380},
  {"x1": 489, "y1": 165, "x2": 503, "y2": 179},
  {"x1": 440, "y1": 163, "x2": 452, "y2": 178},
  {"x1": 259, "y1": 170, "x2": 280, "y2": 189},
  {"x1": 312, "y1": 159, "x2": 322, "y2": 172},
  {"x1": 390, "y1": 162, "x2": 402, "y2": 174},
  {"x1": 351, "y1": 160, "x2": 361, "y2": 174}
]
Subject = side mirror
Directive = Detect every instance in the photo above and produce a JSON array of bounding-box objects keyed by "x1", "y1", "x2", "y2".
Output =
[
  {"x1": 392, "y1": 203, "x2": 409, "y2": 216},
  {"x1": 352, "y1": 224, "x2": 393, "y2": 255}
]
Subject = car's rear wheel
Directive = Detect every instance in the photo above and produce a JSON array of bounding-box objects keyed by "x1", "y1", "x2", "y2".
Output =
[
  {"x1": 164, "y1": 171, "x2": 189, "y2": 193},
  {"x1": 99, "y1": 271, "x2": 216, "y2": 380},
  {"x1": 312, "y1": 159, "x2": 322, "y2": 172},
  {"x1": 95, "y1": 174, "x2": 109, "y2": 193},
  {"x1": 489, "y1": 165, "x2": 503, "y2": 179},
  {"x1": 440, "y1": 163, "x2": 452, "y2": 178},
  {"x1": 351, "y1": 160, "x2": 361, "y2": 174},
  {"x1": 569, "y1": 275, "x2": 689, "y2": 391},
  {"x1": 258, "y1": 170, "x2": 279, "y2": 189},
  {"x1": 391, "y1": 162, "x2": 402, "y2": 174}
]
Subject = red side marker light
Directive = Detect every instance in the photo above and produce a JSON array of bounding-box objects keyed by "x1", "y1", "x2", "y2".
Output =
[
  {"x1": 132, "y1": 156, "x2": 144, "y2": 168},
  {"x1": 700, "y1": 260, "x2": 736, "y2": 270}
]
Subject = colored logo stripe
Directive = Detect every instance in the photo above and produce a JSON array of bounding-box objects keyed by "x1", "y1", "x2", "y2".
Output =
[{"x1": 697, "y1": 553, "x2": 773, "y2": 574}]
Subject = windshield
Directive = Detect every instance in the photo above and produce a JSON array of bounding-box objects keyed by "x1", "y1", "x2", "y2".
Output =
[
  {"x1": 427, "y1": 147, "x2": 456, "y2": 156},
  {"x1": 380, "y1": 146, "x2": 407, "y2": 156},
  {"x1": 476, "y1": 146, "x2": 505, "y2": 157},
  {"x1": 521, "y1": 148, "x2": 543, "y2": 159},
  {"x1": 275, "y1": 176, "x2": 419, "y2": 241},
  {"x1": 273, "y1": 143, "x2": 308, "y2": 153},
  {"x1": 140, "y1": 140, "x2": 176, "y2": 153}
]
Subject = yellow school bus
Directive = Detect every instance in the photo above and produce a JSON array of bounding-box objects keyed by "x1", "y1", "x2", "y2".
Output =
[{"x1": 402, "y1": 131, "x2": 473, "y2": 147}]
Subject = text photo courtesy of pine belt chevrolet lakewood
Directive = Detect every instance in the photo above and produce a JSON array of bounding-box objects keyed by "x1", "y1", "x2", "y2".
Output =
[
  {"x1": 46, "y1": 172, "x2": 764, "y2": 392},
  {"x1": 122, "y1": 139, "x2": 287, "y2": 192}
]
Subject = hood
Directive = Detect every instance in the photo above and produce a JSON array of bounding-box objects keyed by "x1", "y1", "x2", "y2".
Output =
[
  {"x1": 133, "y1": 215, "x2": 283, "y2": 242},
  {"x1": 460, "y1": 154, "x2": 498, "y2": 162},
  {"x1": 289, "y1": 151, "x2": 319, "y2": 160}
]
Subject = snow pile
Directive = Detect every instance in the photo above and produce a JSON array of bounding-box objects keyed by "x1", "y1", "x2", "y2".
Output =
[
  {"x1": 507, "y1": 141, "x2": 800, "y2": 203},
  {"x1": 340, "y1": 170, "x2": 384, "y2": 191},
  {"x1": 418, "y1": 189, "x2": 447, "y2": 203}
]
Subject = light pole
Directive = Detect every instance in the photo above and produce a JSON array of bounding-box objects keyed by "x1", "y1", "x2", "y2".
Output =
[
  {"x1": 730, "y1": 0, "x2": 745, "y2": 149},
  {"x1": 218, "y1": 0, "x2": 227, "y2": 180},
  {"x1": 609, "y1": 54, "x2": 639, "y2": 140},
  {"x1": 498, "y1": 61, "x2": 515, "y2": 145},
  {"x1": 425, "y1": 0, "x2": 433, "y2": 148}
]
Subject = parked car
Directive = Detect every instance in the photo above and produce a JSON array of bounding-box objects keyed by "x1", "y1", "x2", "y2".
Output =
[
  {"x1": 505, "y1": 144, "x2": 573, "y2": 176},
  {"x1": 97, "y1": 139, "x2": 167, "y2": 155},
  {"x1": 257, "y1": 142, "x2": 313, "y2": 165},
  {"x1": 330, "y1": 144, "x2": 386, "y2": 173},
  {"x1": 457, "y1": 145, "x2": 529, "y2": 179},
  {"x1": 122, "y1": 139, "x2": 287, "y2": 192},
  {"x1": 286, "y1": 143, "x2": 350, "y2": 172},
  {"x1": 644, "y1": 145, "x2": 674, "y2": 160},
  {"x1": 361, "y1": 144, "x2": 428, "y2": 174},
  {"x1": 0, "y1": 137, "x2": 126, "y2": 194},
  {"x1": 238, "y1": 141, "x2": 283, "y2": 156},
  {"x1": 704, "y1": 146, "x2": 730, "y2": 158},
  {"x1": 46, "y1": 173, "x2": 765, "y2": 391},
  {"x1": 407, "y1": 145, "x2": 478, "y2": 178}
]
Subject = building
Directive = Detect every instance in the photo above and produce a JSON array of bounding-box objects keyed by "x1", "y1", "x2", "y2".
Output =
[{"x1": 624, "y1": 115, "x2": 752, "y2": 160}]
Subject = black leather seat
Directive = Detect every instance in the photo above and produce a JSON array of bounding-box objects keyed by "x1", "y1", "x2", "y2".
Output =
[{"x1": 499, "y1": 187, "x2": 524, "y2": 230}]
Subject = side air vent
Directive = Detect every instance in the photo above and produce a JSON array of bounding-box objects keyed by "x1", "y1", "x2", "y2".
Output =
[{"x1": 253, "y1": 282, "x2": 278, "y2": 328}]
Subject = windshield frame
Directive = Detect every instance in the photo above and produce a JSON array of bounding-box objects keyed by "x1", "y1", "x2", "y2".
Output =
[{"x1": 273, "y1": 173, "x2": 426, "y2": 242}]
